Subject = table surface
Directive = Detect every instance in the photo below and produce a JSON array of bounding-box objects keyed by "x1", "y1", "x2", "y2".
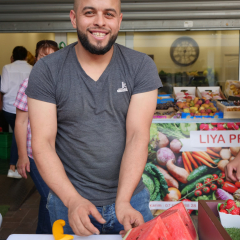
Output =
[{"x1": 7, "y1": 234, "x2": 122, "y2": 240}]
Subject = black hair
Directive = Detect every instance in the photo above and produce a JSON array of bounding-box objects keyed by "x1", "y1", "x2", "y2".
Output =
[{"x1": 12, "y1": 46, "x2": 28, "y2": 61}]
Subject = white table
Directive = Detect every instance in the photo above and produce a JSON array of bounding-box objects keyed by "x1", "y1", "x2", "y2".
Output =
[{"x1": 7, "y1": 234, "x2": 122, "y2": 240}]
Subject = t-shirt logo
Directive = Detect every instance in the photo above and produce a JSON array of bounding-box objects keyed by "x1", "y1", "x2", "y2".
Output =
[{"x1": 117, "y1": 82, "x2": 128, "y2": 92}]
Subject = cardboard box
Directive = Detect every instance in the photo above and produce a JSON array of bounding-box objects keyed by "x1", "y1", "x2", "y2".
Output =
[
  {"x1": 197, "y1": 87, "x2": 226, "y2": 100},
  {"x1": 225, "y1": 80, "x2": 240, "y2": 98},
  {"x1": 216, "y1": 101, "x2": 240, "y2": 119},
  {"x1": 173, "y1": 87, "x2": 196, "y2": 100},
  {"x1": 157, "y1": 94, "x2": 174, "y2": 103},
  {"x1": 153, "y1": 109, "x2": 176, "y2": 119},
  {"x1": 198, "y1": 200, "x2": 232, "y2": 240}
]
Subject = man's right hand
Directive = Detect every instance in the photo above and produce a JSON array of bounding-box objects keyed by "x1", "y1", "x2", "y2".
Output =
[
  {"x1": 17, "y1": 156, "x2": 30, "y2": 179},
  {"x1": 67, "y1": 196, "x2": 106, "y2": 236}
]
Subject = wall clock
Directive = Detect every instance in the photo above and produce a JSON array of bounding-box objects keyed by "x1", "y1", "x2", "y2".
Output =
[{"x1": 170, "y1": 37, "x2": 199, "y2": 66}]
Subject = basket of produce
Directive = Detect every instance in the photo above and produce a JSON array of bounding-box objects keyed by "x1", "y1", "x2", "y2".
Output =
[
  {"x1": 153, "y1": 110, "x2": 176, "y2": 119},
  {"x1": 156, "y1": 101, "x2": 176, "y2": 110},
  {"x1": 197, "y1": 86, "x2": 226, "y2": 100},
  {"x1": 225, "y1": 80, "x2": 240, "y2": 98},
  {"x1": 176, "y1": 97, "x2": 223, "y2": 118},
  {"x1": 217, "y1": 100, "x2": 240, "y2": 118}
]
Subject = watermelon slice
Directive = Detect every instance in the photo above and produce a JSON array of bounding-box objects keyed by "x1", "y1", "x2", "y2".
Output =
[
  {"x1": 162, "y1": 202, "x2": 198, "y2": 240},
  {"x1": 122, "y1": 202, "x2": 198, "y2": 240},
  {"x1": 122, "y1": 216, "x2": 173, "y2": 240},
  {"x1": 161, "y1": 209, "x2": 194, "y2": 240}
]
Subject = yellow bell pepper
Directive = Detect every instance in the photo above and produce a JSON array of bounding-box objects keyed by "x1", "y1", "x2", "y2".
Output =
[{"x1": 52, "y1": 219, "x2": 74, "y2": 240}]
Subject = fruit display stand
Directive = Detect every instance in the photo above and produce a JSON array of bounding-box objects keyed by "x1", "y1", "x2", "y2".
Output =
[{"x1": 198, "y1": 200, "x2": 231, "y2": 240}]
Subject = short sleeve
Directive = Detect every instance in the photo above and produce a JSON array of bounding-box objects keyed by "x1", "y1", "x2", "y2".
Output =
[
  {"x1": 25, "y1": 59, "x2": 56, "y2": 104},
  {"x1": 1, "y1": 66, "x2": 9, "y2": 93},
  {"x1": 14, "y1": 78, "x2": 29, "y2": 112},
  {"x1": 132, "y1": 55, "x2": 162, "y2": 95}
]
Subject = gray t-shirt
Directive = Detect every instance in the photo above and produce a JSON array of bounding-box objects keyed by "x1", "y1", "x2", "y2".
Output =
[{"x1": 26, "y1": 42, "x2": 162, "y2": 206}]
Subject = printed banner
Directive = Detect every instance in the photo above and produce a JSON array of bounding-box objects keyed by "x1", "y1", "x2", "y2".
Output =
[
  {"x1": 146, "y1": 122, "x2": 240, "y2": 213},
  {"x1": 150, "y1": 201, "x2": 198, "y2": 210},
  {"x1": 190, "y1": 130, "x2": 240, "y2": 147}
]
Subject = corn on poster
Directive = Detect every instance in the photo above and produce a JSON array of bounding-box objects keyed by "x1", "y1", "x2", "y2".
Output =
[{"x1": 145, "y1": 122, "x2": 240, "y2": 213}]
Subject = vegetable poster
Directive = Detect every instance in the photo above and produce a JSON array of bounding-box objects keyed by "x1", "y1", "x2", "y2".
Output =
[{"x1": 144, "y1": 122, "x2": 240, "y2": 212}]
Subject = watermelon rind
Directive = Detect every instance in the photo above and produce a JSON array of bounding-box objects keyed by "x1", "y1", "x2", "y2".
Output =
[{"x1": 122, "y1": 229, "x2": 132, "y2": 240}]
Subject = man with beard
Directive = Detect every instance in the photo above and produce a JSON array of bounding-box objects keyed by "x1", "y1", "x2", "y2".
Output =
[{"x1": 26, "y1": 0, "x2": 162, "y2": 237}]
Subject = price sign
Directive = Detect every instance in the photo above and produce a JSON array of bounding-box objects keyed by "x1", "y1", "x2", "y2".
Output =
[{"x1": 149, "y1": 201, "x2": 198, "y2": 210}]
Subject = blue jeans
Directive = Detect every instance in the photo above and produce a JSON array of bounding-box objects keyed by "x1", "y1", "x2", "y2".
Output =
[
  {"x1": 2, "y1": 111, "x2": 18, "y2": 166},
  {"x1": 28, "y1": 157, "x2": 52, "y2": 234},
  {"x1": 47, "y1": 187, "x2": 153, "y2": 234}
]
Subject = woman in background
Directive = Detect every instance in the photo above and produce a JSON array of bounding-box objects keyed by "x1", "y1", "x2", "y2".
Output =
[{"x1": 14, "y1": 40, "x2": 59, "y2": 234}]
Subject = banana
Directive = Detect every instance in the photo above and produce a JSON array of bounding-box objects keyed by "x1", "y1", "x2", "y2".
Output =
[{"x1": 52, "y1": 219, "x2": 74, "y2": 240}]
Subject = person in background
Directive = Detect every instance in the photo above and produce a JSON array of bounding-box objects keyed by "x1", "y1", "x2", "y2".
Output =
[
  {"x1": 1, "y1": 46, "x2": 32, "y2": 178},
  {"x1": 14, "y1": 40, "x2": 59, "y2": 234},
  {"x1": 26, "y1": 51, "x2": 35, "y2": 66},
  {"x1": 225, "y1": 152, "x2": 240, "y2": 182},
  {"x1": 0, "y1": 75, "x2": 9, "y2": 132},
  {"x1": 26, "y1": 0, "x2": 161, "y2": 237}
]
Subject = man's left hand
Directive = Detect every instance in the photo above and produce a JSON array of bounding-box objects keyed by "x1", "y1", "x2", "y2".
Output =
[{"x1": 116, "y1": 202, "x2": 144, "y2": 237}]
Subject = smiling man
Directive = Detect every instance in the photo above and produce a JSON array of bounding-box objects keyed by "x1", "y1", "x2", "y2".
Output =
[{"x1": 26, "y1": 0, "x2": 162, "y2": 237}]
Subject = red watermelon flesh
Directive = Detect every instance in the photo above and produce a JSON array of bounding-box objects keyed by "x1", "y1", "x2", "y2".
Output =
[
  {"x1": 122, "y1": 216, "x2": 173, "y2": 240},
  {"x1": 162, "y1": 202, "x2": 198, "y2": 240},
  {"x1": 122, "y1": 202, "x2": 197, "y2": 240},
  {"x1": 161, "y1": 209, "x2": 193, "y2": 240}
]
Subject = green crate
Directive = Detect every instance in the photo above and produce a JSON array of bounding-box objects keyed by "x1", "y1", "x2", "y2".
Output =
[
  {"x1": 0, "y1": 147, "x2": 11, "y2": 160},
  {"x1": 0, "y1": 133, "x2": 12, "y2": 148},
  {"x1": 0, "y1": 158, "x2": 9, "y2": 175}
]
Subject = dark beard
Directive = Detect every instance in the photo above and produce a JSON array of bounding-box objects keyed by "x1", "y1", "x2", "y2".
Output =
[{"x1": 77, "y1": 28, "x2": 118, "y2": 55}]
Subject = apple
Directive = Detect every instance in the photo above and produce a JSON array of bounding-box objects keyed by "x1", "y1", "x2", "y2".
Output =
[
  {"x1": 197, "y1": 100, "x2": 203, "y2": 105},
  {"x1": 194, "y1": 104, "x2": 200, "y2": 109},
  {"x1": 211, "y1": 107, "x2": 217, "y2": 113},
  {"x1": 209, "y1": 102, "x2": 214, "y2": 107},
  {"x1": 178, "y1": 102, "x2": 185, "y2": 109},
  {"x1": 206, "y1": 109, "x2": 212, "y2": 114},
  {"x1": 202, "y1": 104, "x2": 209, "y2": 108},
  {"x1": 189, "y1": 101, "x2": 195, "y2": 107}
]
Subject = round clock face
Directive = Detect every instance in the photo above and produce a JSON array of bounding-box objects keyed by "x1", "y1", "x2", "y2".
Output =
[{"x1": 170, "y1": 37, "x2": 199, "y2": 66}]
